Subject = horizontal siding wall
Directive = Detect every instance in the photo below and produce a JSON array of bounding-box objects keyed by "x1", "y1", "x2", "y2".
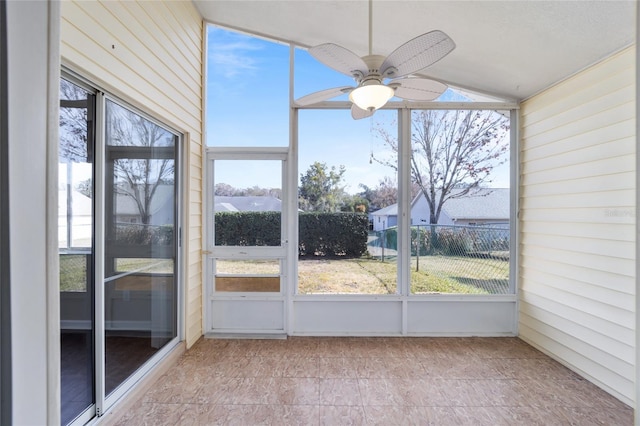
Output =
[
  {"x1": 519, "y1": 46, "x2": 635, "y2": 406},
  {"x1": 61, "y1": 0, "x2": 203, "y2": 348}
]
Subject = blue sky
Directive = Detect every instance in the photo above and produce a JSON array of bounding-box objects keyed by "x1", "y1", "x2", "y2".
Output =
[{"x1": 206, "y1": 26, "x2": 509, "y2": 193}]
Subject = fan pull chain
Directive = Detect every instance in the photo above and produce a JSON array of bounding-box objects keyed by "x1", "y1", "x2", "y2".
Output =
[{"x1": 369, "y1": 115, "x2": 374, "y2": 164}]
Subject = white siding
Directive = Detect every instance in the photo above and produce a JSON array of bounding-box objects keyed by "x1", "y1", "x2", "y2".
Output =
[
  {"x1": 519, "y1": 47, "x2": 635, "y2": 406},
  {"x1": 61, "y1": 0, "x2": 204, "y2": 348}
]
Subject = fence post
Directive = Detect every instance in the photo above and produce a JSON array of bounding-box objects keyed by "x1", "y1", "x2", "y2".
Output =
[
  {"x1": 415, "y1": 226, "x2": 420, "y2": 272},
  {"x1": 381, "y1": 230, "x2": 385, "y2": 262}
]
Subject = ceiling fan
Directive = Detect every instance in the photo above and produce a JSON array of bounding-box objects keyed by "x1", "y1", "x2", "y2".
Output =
[{"x1": 296, "y1": 0, "x2": 456, "y2": 120}]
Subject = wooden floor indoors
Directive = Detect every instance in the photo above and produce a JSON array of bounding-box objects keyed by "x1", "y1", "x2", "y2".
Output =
[{"x1": 108, "y1": 337, "x2": 633, "y2": 425}]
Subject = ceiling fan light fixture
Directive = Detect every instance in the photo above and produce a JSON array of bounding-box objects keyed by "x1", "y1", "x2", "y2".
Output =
[{"x1": 349, "y1": 83, "x2": 394, "y2": 111}]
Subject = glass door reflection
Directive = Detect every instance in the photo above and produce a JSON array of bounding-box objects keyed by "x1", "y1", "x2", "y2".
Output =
[
  {"x1": 59, "y1": 79, "x2": 95, "y2": 425},
  {"x1": 104, "y1": 100, "x2": 177, "y2": 396}
]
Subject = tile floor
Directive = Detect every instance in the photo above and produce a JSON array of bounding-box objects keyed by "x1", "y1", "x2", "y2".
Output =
[{"x1": 112, "y1": 337, "x2": 633, "y2": 425}]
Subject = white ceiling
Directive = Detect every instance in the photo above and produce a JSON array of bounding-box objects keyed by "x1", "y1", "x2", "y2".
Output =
[{"x1": 193, "y1": 0, "x2": 636, "y2": 101}]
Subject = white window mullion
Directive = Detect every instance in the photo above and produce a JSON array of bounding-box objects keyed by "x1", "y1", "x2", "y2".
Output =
[
  {"x1": 398, "y1": 108, "x2": 412, "y2": 335},
  {"x1": 93, "y1": 91, "x2": 106, "y2": 417}
]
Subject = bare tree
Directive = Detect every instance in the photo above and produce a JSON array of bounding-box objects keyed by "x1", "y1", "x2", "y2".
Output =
[
  {"x1": 59, "y1": 79, "x2": 90, "y2": 162},
  {"x1": 214, "y1": 183, "x2": 282, "y2": 199},
  {"x1": 374, "y1": 110, "x2": 509, "y2": 224},
  {"x1": 75, "y1": 178, "x2": 92, "y2": 198},
  {"x1": 106, "y1": 104, "x2": 175, "y2": 225},
  {"x1": 214, "y1": 183, "x2": 237, "y2": 196}
]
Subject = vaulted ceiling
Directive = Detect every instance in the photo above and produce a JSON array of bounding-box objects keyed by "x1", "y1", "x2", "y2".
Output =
[{"x1": 193, "y1": 0, "x2": 636, "y2": 101}]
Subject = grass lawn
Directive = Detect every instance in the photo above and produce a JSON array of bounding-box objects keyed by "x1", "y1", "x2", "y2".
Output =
[
  {"x1": 217, "y1": 255, "x2": 510, "y2": 295},
  {"x1": 300, "y1": 256, "x2": 508, "y2": 294},
  {"x1": 298, "y1": 258, "x2": 397, "y2": 294},
  {"x1": 60, "y1": 255, "x2": 173, "y2": 292},
  {"x1": 64, "y1": 254, "x2": 508, "y2": 294},
  {"x1": 410, "y1": 255, "x2": 509, "y2": 294}
]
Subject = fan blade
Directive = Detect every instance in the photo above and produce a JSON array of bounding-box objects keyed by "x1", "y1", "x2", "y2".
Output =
[
  {"x1": 351, "y1": 104, "x2": 375, "y2": 120},
  {"x1": 389, "y1": 78, "x2": 447, "y2": 101},
  {"x1": 296, "y1": 86, "x2": 353, "y2": 106},
  {"x1": 309, "y1": 43, "x2": 369, "y2": 79},
  {"x1": 381, "y1": 30, "x2": 455, "y2": 79}
]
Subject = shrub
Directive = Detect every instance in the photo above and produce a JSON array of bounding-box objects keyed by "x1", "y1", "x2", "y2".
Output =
[
  {"x1": 380, "y1": 227, "x2": 398, "y2": 251},
  {"x1": 215, "y1": 211, "x2": 281, "y2": 246},
  {"x1": 214, "y1": 211, "x2": 369, "y2": 258},
  {"x1": 114, "y1": 223, "x2": 174, "y2": 245},
  {"x1": 437, "y1": 228, "x2": 472, "y2": 255},
  {"x1": 299, "y1": 212, "x2": 368, "y2": 257},
  {"x1": 410, "y1": 226, "x2": 431, "y2": 255}
]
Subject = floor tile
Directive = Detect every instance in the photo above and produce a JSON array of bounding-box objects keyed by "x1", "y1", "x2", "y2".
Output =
[
  {"x1": 278, "y1": 404, "x2": 320, "y2": 425},
  {"x1": 357, "y1": 378, "x2": 404, "y2": 406},
  {"x1": 230, "y1": 377, "x2": 282, "y2": 405},
  {"x1": 452, "y1": 406, "x2": 513, "y2": 426},
  {"x1": 318, "y1": 356, "x2": 360, "y2": 378},
  {"x1": 283, "y1": 356, "x2": 320, "y2": 378},
  {"x1": 556, "y1": 406, "x2": 634, "y2": 425},
  {"x1": 194, "y1": 377, "x2": 242, "y2": 404},
  {"x1": 277, "y1": 377, "x2": 320, "y2": 405},
  {"x1": 105, "y1": 337, "x2": 633, "y2": 426},
  {"x1": 237, "y1": 356, "x2": 287, "y2": 378},
  {"x1": 362, "y1": 405, "x2": 437, "y2": 426},
  {"x1": 320, "y1": 405, "x2": 366, "y2": 426},
  {"x1": 319, "y1": 378, "x2": 362, "y2": 406}
]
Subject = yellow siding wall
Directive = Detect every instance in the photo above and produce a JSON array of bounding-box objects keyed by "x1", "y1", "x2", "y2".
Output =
[
  {"x1": 519, "y1": 47, "x2": 635, "y2": 405},
  {"x1": 61, "y1": 0, "x2": 203, "y2": 348}
]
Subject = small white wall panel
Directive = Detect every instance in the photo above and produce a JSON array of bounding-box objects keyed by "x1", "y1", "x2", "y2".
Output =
[
  {"x1": 212, "y1": 300, "x2": 284, "y2": 331},
  {"x1": 519, "y1": 46, "x2": 635, "y2": 406},
  {"x1": 61, "y1": 0, "x2": 204, "y2": 348},
  {"x1": 293, "y1": 301, "x2": 402, "y2": 335},
  {"x1": 407, "y1": 300, "x2": 516, "y2": 335}
]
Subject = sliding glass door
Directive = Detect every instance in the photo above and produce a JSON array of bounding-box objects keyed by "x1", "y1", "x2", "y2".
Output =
[
  {"x1": 59, "y1": 79, "x2": 95, "y2": 425},
  {"x1": 59, "y1": 76, "x2": 181, "y2": 425},
  {"x1": 103, "y1": 99, "x2": 178, "y2": 396}
]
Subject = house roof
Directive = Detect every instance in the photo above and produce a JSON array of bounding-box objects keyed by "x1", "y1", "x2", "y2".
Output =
[
  {"x1": 440, "y1": 188, "x2": 510, "y2": 221},
  {"x1": 114, "y1": 184, "x2": 174, "y2": 216},
  {"x1": 214, "y1": 196, "x2": 282, "y2": 212},
  {"x1": 371, "y1": 203, "x2": 398, "y2": 217},
  {"x1": 194, "y1": 0, "x2": 635, "y2": 101},
  {"x1": 371, "y1": 188, "x2": 510, "y2": 221},
  {"x1": 58, "y1": 189, "x2": 92, "y2": 216}
]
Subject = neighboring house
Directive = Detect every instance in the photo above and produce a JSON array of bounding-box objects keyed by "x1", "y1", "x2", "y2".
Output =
[
  {"x1": 371, "y1": 188, "x2": 509, "y2": 231},
  {"x1": 370, "y1": 203, "x2": 398, "y2": 232},
  {"x1": 214, "y1": 196, "x2": 282, "y2": 212},
  {"x1": 59, "y1": 184, "x2": 176, "y2": 247},
  {"x1": 113, "y1": 184, "x2": 175, "y2": 226},
  {"x1": 58, "y1": 188, "x2": 92, "y2": 248}
]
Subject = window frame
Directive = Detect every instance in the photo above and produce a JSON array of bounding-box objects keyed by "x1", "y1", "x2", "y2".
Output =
[
  {"x1": 59, "y1": 70, "x2": 185, "y2": 424},
  {"x1": 0, "y1": 1, "x2": 11, "y2": 422}
]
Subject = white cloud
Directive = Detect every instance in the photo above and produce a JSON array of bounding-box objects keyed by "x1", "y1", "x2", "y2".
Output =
[{"x1": 208, "y1": 29, "x2": 262, "y2": 79}]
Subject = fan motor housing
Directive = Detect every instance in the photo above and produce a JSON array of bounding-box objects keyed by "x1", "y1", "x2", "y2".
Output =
[{"x1": 353, "y1": 55, "x2": 398, "y2": 82}]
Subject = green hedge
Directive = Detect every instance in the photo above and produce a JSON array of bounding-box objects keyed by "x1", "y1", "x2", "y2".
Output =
[
  {"x1": 114, "y1": 223, "x2": 174, "y2": 245},
  {"x1": 298, "y1": 212, "x2": 368, "y2": 257},
  {"x1": 214, "y1": 211, "x2": 368, "y2": 257},
  {"x1": 214, "y1": 211, "x2": 281, "y2": 246}
]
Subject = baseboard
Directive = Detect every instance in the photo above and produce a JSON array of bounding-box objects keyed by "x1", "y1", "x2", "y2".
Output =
[{"x1": 205, "y1": 332, "x2": 287, "y2": 340}]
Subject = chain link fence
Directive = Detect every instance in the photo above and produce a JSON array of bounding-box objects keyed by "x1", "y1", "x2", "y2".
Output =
[
  {"x1": 59, "y1": 253, "x2": 89, "y2": 292},
  {"x1": 367, "y1": 224, "x2": 510, "y2": 294}
]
